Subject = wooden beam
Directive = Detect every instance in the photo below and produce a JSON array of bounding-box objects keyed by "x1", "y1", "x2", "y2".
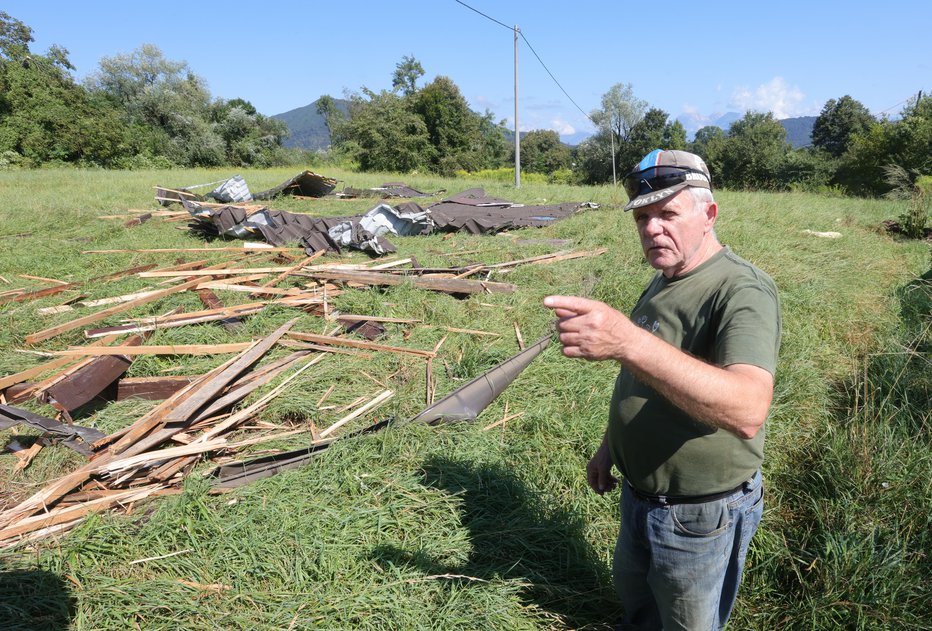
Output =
[
  {"x1": 25, "y1": 277, "x2": 205, "y2": 344},
  {"x1": 303, "y1": 269, "x2": 515, "y2": 295},
  {"x1": 53, "y1": 343, "x2": 254, "y2": 357},
  {"x1": 0, "y1": 264, "x2": 158, "y2": 305},
  {"x1": 139, "y1": 268, "x2": 295, "y2": 278},
  {"x1": 0, "y1": 334, "x2": 123, "y2": 392},
  {"x1": 286, "y1": 331, "x2": 435, "y2": 358},
  {"x1": 83, "y1": 246, "x2": 304, "y2": 254}
]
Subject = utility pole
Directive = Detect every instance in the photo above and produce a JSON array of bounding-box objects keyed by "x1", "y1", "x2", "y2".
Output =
[
  {"x1": 514, "y1": 24, "x2": 520, "y2": 189},
  {"x1": 611, "y1": 129, "x2": 617, "y2": 187}
]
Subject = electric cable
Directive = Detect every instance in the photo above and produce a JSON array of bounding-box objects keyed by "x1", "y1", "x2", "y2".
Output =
[{"x1": 454, "y1": 0, "x2": 595, "y2": 126}]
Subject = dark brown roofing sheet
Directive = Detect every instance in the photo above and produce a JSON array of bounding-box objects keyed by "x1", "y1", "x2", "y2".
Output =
[
  {"x1": 338, "y1": 182, "x2": 441, "y2": 199},
  {"x1": 428, "y1": 200, "x2": 585, "y2": 234},
  {"x1": 253, "y1": 170, "x2": 338, "y2": 200}
]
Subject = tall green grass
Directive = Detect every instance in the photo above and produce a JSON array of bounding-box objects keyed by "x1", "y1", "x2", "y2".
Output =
[{"x1": 0, "y1": 167, "x2": 928, "y2": 629}]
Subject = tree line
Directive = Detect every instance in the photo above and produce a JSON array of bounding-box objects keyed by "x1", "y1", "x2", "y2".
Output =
[
  {"x1": 315, "y1": 63, "x2": 932, "y2": 209},
  {"x1": 0, "y1": 12, "x2": 292, "y2": 169},
  {"x1": 2, "y1": 11, "x2": 930, "y2": 210}
]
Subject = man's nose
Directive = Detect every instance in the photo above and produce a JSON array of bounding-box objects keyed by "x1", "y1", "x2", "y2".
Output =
[{"x1": 641, "y1": 217, "x2": 664, "y2": 236}]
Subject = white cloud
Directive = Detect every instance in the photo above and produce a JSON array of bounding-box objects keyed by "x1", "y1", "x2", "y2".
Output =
[
  {"x1": 550, "y1": 117, "x2": 576, "y2": 135},
  {"x1": 729, "y1": 77, "x2": 806, "y2": 119}
]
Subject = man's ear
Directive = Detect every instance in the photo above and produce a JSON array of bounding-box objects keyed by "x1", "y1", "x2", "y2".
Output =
[{"x1": 704, "y1": 201, "x2": 718, "y2": 232}]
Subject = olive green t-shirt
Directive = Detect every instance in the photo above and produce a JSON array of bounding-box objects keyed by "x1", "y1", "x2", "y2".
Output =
[{"x1": 607, "y1": 247, "x2": 781, "y2": 497}]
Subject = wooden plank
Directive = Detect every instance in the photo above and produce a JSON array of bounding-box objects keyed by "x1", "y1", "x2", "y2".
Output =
[
  {"x1": 330, "y1": 314, "x2": 421, "y2": 324},
  {"x1": 257, "y1": 251, "x2": 326, "y2": 289},
  {"x1": 196, "y1": 283, "x2": 300, "y2": 296},
  {"x1": 0, "y1": 486, "x2": 163, "y2": 542},
  {"x1": 0, "y1": 333, "x2": 123, "y2": 393},
  {"x1": 0, "y1": 264, "x2": 158, "y2": 305},
  {"x1": 319, "y1": 390, "x2": 394, "y2": 438},
  {"x1": 82, "y1": 246, "x2": 303, "y2": 254},
  {"x1": 53, "y1": 343, "x2": 254, "y2": 357},
  {"x1": 25, "y1": 277, "x2": 204, "y2": 345},
  {"x1": 286, "y1": 331, "x2": 435, "y2": 358},
  {"x1": 108, "y1": 317, "x2": 299, "y2": 458},
  {"x1": 303, "y1": 269, "x2": 515, "y2": 295},
  {"x1": 188, "y1": 351, "x2": 313, "y2": 423},
  {"x1": 84, "y1": 303, "x2": 266, "y2": 338},
  {"x1": 139, "y1": 267, "x2": 295, "y2": 278},
  {"x1": 19, "y1": 274, "x2": 69, "y2": 285},
  {"x1": 115, "y1": 376, "x2": 196, "y2": 400},
  {"x1": 196, "y1": 289, "x2": 243, "y2": 331}
]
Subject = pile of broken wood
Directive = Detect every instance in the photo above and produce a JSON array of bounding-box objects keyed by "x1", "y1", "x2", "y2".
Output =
[{"x1": 0, "y1": 245, "x2": 604, "y2": 549}]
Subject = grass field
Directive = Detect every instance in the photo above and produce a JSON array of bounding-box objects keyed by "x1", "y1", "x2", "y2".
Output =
[{"x1": 0, "y1": 166, "x2": 929, "y2": 630}]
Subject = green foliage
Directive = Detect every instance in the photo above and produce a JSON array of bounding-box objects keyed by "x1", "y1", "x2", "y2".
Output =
[
  {"x1": 81, "y1": 44, "x2": 288, "y2": 168},
  {"x1": 315, "y1": 94, "x2": 341, "y2": 147},
  {"x1": 837, "y1": 96, "x2": 932, "y2": 197},
  {"x1": 0, "y1": 44, "x2": 128, "y2": 167},
  {"x1": 775, "y1": 147, "x2": 836, "y2": 193},
  {"x1": 337, "y1": 74, "x2": 509, "y2": 177},
  {"x1": 590, "y1": 82, "x2": 647, "y2": 144},
  {"x1": 392, "y1": 54, "x2": 425, "y2": 97},
  {"x1": 617, "y1": 108, "x2": 687, "y2": 174},
  {"x1": 576, "y1": 83, "x2": 648, "y2": 184},
  {"x1": 413, "y1": 76, "x2": 482, "y2": 174},
  {"x1": 689, "y1": 125, "x2": 727, "y2": 182},
  {"x1": 716, "y1": 111, "x2": 790, "y2": 189},
  {"x1": 514, "y1": 129, "x2": 571, "y2": 174},
  {"x1": 884, "y1": 166, "x2": 931, "y2": 238},
  {"x1": 0, "y1": 11, "x2": 33, "y2": 61},
  {"x1": 337, "y1": 88, "x2": 434, "y2": 173},
  {"x1": 812, "y1": 95, "x2": 875, "y2": 158}
]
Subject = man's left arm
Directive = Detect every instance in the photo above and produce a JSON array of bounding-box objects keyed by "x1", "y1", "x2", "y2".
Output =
[{"x1": 544, "y1": 295, "x2": 774, "y2": 439}]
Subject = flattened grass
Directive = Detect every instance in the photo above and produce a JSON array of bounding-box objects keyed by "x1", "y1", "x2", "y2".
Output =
[{"x1": 0, "y1": 167, "x2": 929, "y2": 629}]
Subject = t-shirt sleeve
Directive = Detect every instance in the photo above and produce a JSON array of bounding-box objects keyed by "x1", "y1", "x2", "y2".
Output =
[{"x1": 713, "y1": 279, "x2": 781, "y2": 375}]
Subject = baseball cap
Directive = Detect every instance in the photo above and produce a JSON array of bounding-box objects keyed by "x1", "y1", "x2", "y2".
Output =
[{"x1": 622, "y1": 149, "x2": 712, "y2": 211}]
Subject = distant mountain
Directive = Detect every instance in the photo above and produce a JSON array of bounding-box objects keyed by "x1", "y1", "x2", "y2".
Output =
[
  {"x1": 677, "y1": 111, "x2": 815, "y2": 148},
  {"x1": 560, "y1": 130, "x2": 593, "y2": 147},
  {"x1": 272, "y1": 98, "x2": 350, "y2": 150},
  {"x1": 677, "y1": 111, "x2": 743, "y2": 138},
  {"x1": 779, "y1": 116, "x2": 817, "y2": 148}
]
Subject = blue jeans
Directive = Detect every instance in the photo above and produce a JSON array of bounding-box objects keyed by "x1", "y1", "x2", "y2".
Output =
[{"x1": 613, "y1": 471, "x2": 764, "y2": 631}]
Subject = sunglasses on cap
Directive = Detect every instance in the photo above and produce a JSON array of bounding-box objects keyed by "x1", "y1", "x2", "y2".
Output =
[{"x1": 623, "y1": 166, "x2": 711, "y2": 201}]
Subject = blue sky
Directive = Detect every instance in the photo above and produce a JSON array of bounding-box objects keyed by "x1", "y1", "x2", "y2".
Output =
[{"x1": 5, "y1": 1, "x2": 930, "y2": 141}]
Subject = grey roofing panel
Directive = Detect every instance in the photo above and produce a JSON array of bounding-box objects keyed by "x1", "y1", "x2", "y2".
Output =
[{"x1": 407, "y1": 335, "x2": 551, "y2": 425}]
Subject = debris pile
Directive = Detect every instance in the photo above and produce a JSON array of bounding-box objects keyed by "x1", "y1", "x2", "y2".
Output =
[
  {"x1": 0, "y1": 240, "x2": 599, "y2": 548},
  {"x1": 180, "y1": 187, "x2": 598, "y2": 255},
  {"x1": 156, "y1": 170, "x2": 338, "y2": 206}
]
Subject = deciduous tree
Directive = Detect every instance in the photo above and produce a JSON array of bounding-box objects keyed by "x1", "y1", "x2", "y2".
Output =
[
  {"x1": 576, "y1": 83, "x2": 648, "y2": 184},
  {"x1": 717, "y1": 112, "x2": 790, "y2": 189},
  {"x1": 812, "y1": 95, "x2": 875, "y2": 158},
  {"x1": 515, "y1": 129, "x2": 571, "y2": 173},
  {"x1": 392, "y1": 54, "x2": 424, "y2": 97}
]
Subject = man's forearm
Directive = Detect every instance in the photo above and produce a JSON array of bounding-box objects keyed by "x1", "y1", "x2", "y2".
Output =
[{"x1": 617, "y1": 325, "x2": 773, "y2": 439}]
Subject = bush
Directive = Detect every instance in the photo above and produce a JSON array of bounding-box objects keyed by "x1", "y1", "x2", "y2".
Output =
[
  {"x1": 549, "y1": 168, "x2": 575, "y2": 185},
  {"x1": 900, "y1": 176, "x2": 931, "y2": 239}
]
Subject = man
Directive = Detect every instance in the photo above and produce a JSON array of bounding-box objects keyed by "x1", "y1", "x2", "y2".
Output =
[{"x1": 544, "y1": 149, "x2": 781, "y2": 630}]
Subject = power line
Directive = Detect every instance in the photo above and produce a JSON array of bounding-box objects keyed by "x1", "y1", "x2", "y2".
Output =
[
  {"x1": 454, "y1": 0, "x2": 594, "y2": 126},
  {"x1": 519, "y1": 31, "x2": 595, "y2": 126},
  {"x1": 454, "y1": 0, "x2": 512, "y2": 31}
]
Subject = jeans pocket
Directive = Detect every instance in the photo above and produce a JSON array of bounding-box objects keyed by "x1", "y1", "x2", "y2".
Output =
[
  {"x1": 744, "y1": 485, "x2": 764, "y2": 516},
  {"x1": 671, "y1": 500, "x2": 730, "y2": 537}
]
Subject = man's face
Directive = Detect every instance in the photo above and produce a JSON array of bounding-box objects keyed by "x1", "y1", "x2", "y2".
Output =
[{"x1": 632, "y1": 189, "x2": 716, "y2": 278}]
